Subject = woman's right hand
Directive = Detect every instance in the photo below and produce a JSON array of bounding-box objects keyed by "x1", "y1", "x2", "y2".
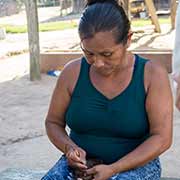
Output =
[{"x1": 65, "y1": 145, "x2": 88, "y2": 170}]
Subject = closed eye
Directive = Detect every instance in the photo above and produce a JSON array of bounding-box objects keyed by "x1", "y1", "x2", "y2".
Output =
[
  {"x1": 85, "y1": 51, "x2": 94, "y2": 56},
  {"x1": 100, "y1": 52, "x2": 113, "y2": 57}
]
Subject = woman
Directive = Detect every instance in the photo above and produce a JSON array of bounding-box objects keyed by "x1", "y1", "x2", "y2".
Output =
[{"x1": 42, "y1": 0, "x2": 173, "y2": 179}]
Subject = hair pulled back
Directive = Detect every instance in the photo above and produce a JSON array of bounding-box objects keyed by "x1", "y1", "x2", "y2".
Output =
[{"x1": 78, "y1": 0, "x2": 130, "y2": 44}]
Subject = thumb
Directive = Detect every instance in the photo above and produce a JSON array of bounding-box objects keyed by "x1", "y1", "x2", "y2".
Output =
[
  {"x1": 79, "y1": 153, "x2": 86, "y2": 165},
  {"x1": 86, "y1": 167, "x2": 96, "y2": 175},
  {"x1": 69, "y1": 150, "x2": 81, "y2": 162},
  {"x1": 75, "y1": 148, "x2": 86, "y2": 164}
]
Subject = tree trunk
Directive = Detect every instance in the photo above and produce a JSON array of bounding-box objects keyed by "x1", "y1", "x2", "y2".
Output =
[
  {"x1": 119, "y1": 0, "x2": 131, "y2": 19},
  {"x1": 170, "y1": 0, "x2": 178, "y2": 29},
  {"x1": 72, "y1": 0, "x2": 86, "y2": 14},
  {"x1": 144, "y1": 0, "x2": 161, "y2": 33},
  {"x1": 25, "y1": 0, "x2": 41, "y2": 81}
]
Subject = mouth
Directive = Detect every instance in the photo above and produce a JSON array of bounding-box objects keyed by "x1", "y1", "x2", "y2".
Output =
[{"x1": 94, "y1": 66, "x2": 114, "y2": 75}]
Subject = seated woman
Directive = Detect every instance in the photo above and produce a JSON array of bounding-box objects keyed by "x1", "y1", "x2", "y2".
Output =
[{"x1": 42, "y1": 0, "x2": 173, "y2": 179}]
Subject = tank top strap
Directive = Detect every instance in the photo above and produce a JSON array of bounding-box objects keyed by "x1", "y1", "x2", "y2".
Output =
[
  {"x1": 71, "y1": 57, "x2": 91, "y2": 97},
  {"x1": 130, "y1": 54, "x2": 149, "y2": 98},
  {"x1": 133, "y1": 54, "x2": 149, "y2": 78}
]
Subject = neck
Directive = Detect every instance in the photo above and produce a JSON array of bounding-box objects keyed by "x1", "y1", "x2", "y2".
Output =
[{"x1": 107, "y1": 53, "x2": 135, "y2": 79}]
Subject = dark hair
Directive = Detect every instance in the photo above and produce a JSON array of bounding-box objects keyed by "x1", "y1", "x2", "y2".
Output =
[{"x1": 78, "y1": 0, "x2": 130, "y2": 44}]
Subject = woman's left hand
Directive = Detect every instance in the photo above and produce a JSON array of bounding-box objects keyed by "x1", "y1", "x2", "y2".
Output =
[{"x1": 86, "y1": 164, "x2": 115, "y2": 180}]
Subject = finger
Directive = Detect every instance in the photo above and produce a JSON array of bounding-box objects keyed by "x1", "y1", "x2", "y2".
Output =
[
  {"x1": 77, "y1": 155, "x2": 86, "y2": 165},
  {"x1": 79, "y1": 155, "x2": 86, "y2": 165},
  {"x1": 72, "y1": 151, "x2": 86, "y2": 164},
  {"x1": 74, "y1": 149, "x2": 80, "y2": 157},
  {"x1": 68, "y1": 154, "x2": 88, "y2": 168},
  {"x1": 92, "y1": 173, "x2": 100, "y2": 180},
  {"x1": 75, "y1": 162, "x2": 88, "y2": 169},
  {"x1": 69, "y1": 160, "x2": 88, "y2": 170},
  {"x1": 76, "y1": 149, "x2": 87, "y2": 164},
  {"x1": 86, "y1": 167, "x2": 96, "y2": 175},
  {"x1": 83, "y1": 174, "x2": 94, "y2": 180},
  {"x1": 68, "y1": 151, "x2": 82, "y2": 163}
]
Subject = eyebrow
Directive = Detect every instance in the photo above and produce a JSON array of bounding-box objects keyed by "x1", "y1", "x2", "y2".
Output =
[
  {"x1": 81, "y1": 46, "x2": 94, "y2": 54},
  {"x1": 81, "y1": 45, "x2": 114, "y2": 54}
]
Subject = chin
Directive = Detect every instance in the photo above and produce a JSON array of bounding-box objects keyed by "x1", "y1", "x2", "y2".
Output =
[{"x1": 96, "y1": 68, "x2": 114, "y2": 76}]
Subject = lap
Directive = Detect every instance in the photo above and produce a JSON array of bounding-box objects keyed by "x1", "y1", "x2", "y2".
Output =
[
  {"x1": 110, "y1": 158, "x2": 161, "y2": 180},
  {"x1": 41, "y1": 156, "x2": 161, "y2": 180},
  {"x1": 41, "y1": 155, "x2": 74, "y2": 180}
]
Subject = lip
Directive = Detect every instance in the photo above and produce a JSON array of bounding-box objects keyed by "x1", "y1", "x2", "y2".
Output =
[
  {"x1": 95, "y1": 67, "x2": 108, "y2": 71},
  {"x1": 95, "y1": 66, "x2": 113, "y2": 74}
]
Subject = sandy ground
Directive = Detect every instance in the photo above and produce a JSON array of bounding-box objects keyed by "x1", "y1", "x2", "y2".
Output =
[
  {"x1": 0, "y1": 74, "x2": 59, "y2": 171},
  {"x1": 0, "y1": 29, "x2": 79, "y2": 60}
]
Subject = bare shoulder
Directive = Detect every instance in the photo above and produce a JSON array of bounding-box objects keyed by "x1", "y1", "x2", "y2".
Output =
[
  {"x1": 144, "y1": 60, "x2": 169, "y2": 91},
  {"x1": 145, "y1": 60, "x2": 168, "y2": 75},
  {"x1": 56, "y1": 58, "x2": 82, "y2": 94}
]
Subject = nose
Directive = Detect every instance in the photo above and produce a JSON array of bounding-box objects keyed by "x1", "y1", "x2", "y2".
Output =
[{"x1": 93, "y1": 56, "x2": 105, "y2": 68}]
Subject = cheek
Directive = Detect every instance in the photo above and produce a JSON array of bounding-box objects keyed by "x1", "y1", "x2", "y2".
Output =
[
  {"x1": 107, "y1": 56, "x2": 121, "y2": 66},
  {"x1": 85, "y1": 56, "x2": 94, "y2": 65},
  {"x1": 116, "y1": 50, "x2": 125, "y2": 58},
  {"x1": 113, "y1": 50, "x2": 126, "y2": 63}
]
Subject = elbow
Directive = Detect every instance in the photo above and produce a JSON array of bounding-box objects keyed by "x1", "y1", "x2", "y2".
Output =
[
  {"x1": 163, "y1": 140, "x2": 172, "y2": 151},
  {"x1": 45, "y1": 118, "x2": 50, "y2": 135},
  {"x1": 45, "y1": 118, "x2": 49, "y2": 128},
  {"x1": 165, "y1": 137, "x2": 173, "y2": 150},
  {"x1": 45, "y1": 116, "x2": 65, "y2": 132},
  {"x1": 45, "y1": 117, "x2": 55, "y2": 135},
  {"x1": 160, "y1": 135, "x2": 173, "y2": 153}
]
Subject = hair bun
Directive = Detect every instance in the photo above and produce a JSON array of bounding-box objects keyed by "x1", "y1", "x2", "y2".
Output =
[{"x1": 86, "y1": 0, "x2": 119, "y2": 6}]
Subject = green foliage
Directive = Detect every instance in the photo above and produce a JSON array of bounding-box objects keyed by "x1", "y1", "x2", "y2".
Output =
[
  {"x1": 132, "y1": 18, "x2": 170, "y2": 27},
  {"x1": 0, "y1": 18, "x2": 170, "y2": 34},
  {"x1": 39, "y1": 21, "x2": 77, "y2": 32},
  {"x1": 0, "y1": 24, "x2": 27, "y2": 33},
  {"x1": 0, "y1": 21, "x2": 77, "y2": 33}
]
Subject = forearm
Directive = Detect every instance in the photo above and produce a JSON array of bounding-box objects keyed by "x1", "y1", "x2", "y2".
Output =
[
  {"x1": 110, "y1": 134, "x2": 171, "y2": 174},
  {"x1": 45, "y1": 120, "x2": 78, "y2": 154}
]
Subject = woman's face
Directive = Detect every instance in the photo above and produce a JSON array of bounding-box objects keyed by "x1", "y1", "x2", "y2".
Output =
[{"x1": 81, "y1": 31, "x2": 131, "y2": 76}]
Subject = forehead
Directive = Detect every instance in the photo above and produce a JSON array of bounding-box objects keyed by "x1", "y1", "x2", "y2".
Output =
[{"x1": 82, "y1": 31, "x2": 118, "y2": 51}]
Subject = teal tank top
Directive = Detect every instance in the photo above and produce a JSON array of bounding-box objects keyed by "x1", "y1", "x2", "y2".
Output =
[{"x1": 66, "y1": 55, "x2": 150, "y2": 164}]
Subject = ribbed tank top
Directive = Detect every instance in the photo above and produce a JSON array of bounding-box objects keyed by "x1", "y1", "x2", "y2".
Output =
[{"x1": 66, "y1": 55, "x2": 150, "y2": 164}]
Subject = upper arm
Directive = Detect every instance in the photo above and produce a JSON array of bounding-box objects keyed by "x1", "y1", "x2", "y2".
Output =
[
  {"x1": 46, "y1": 59, "x2": 81, "y2": 127},
  {"x1": 144, "y1": 61, "x2": 173, "y2": 145}
]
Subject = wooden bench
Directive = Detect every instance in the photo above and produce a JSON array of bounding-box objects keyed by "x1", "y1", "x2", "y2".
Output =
[{"x1": 40, "y1": 50, "x2": 172, "y2": 73}]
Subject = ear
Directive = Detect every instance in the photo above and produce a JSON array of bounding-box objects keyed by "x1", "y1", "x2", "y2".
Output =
[{"x1": 126, "y1": 31, "x2": 133, "y2": 48}]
